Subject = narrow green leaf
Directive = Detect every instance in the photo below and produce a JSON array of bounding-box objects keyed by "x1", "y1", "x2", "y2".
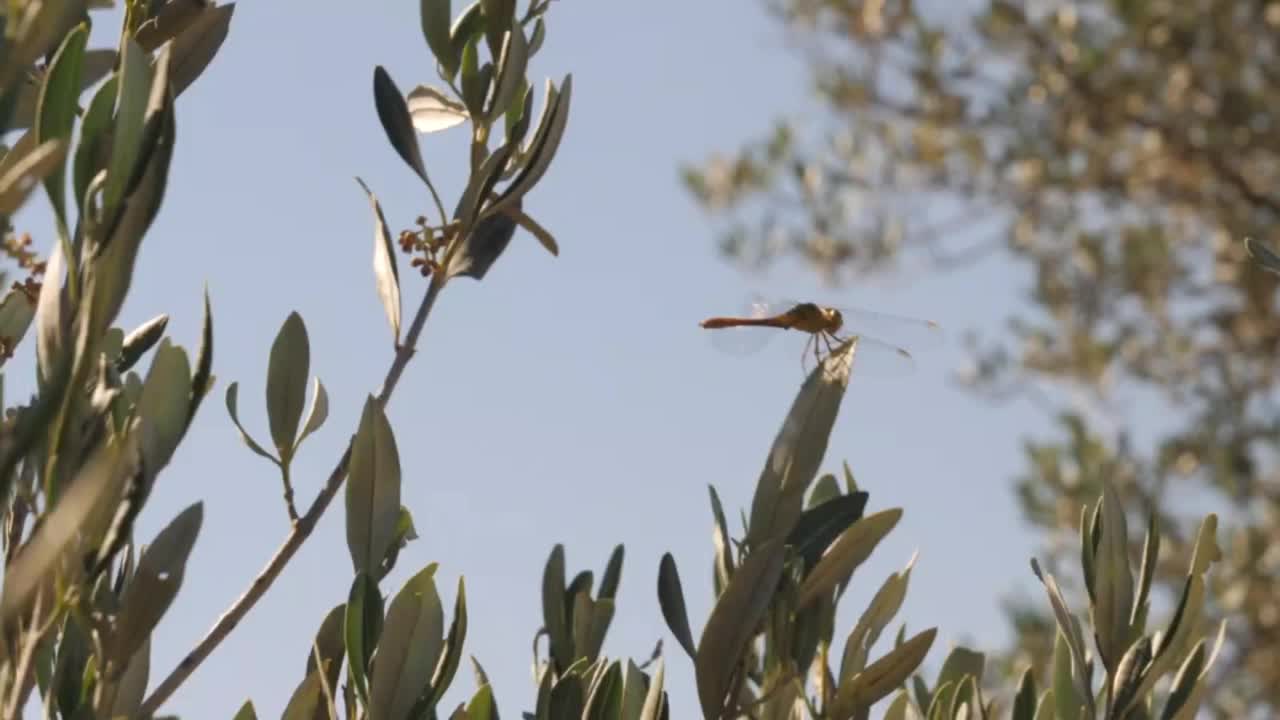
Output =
[
  {"x1": 167, "y1": 3, "x2": 236, "y2": 97},
  {"x1": 345, "y1": 396, "x2": 403, "y2": 575},
  {"x1": 695, "y1": 539, "x2": 786, "y2": 719},
  {"x1": 465, "y1": 683, "x2": 498, "y2": 720},
  {"x1": 746, "y1": 338, "x2": 856, "y2": 547},
  {"x1": 373, "y1": 66, "x2": 431, "y2": 185},
  {"x1": 1132, "y1": 513, "x2": 1160, "y2": 631},
  {"x1": 787, "y1": 491, "x2": 869, "y2": 571},
  {"x1": 420, "y1": 0, "x2": 453, "y2": 69},
  {"x1": 445, "y1": 1, "x2": 486, "y2": 83},
  {"x1": 356, "y1": 177, "x2": 401, "y2": 346},
  {"x1": 104, "y1": 37, "x2": 153, "y2": 216},
  {"x1": 838, "y1": 553, "x2": 916, "y2": 680},
  {"x1": 370, "y1": 564, "x2": 445, "y2": 720},
  {"x1": 266, "y1": 311, "x2": 310, "y2": 461},
  {"x1": 232, "y1": 700, "x2": 258, "y2": 720},
  {"x1": 488, "y1": 26, "x2": 527, "y2": 123},
  {"x1": 486, "y1": 74, "x2": 573, "y2": 219},
  {"x1": 73, "y1": 75, "x2": 116, "y2": 215},
  {"x1": 583, "y1": 661, "x2": 622, "y2": 720},
  {"x1": 294, "y1": 377, "x2": 329, "y2": 452},
  {"x1": 0, "y1": 285, "x2": 36, "y2": 368},
  {"x1": 797, "y1": 507, "x2": 902, "y2": 608},
  {"x1": 656, "y1": 552, "x2": 696, "y2": 661},
  {"x1": 548, "y1": 675, "x2": 585, "y2": 718},
  {"x1": 33, "y1": 240, "x2": 66, "y2": 386},
  {"x1": 542, "y1": 544, "x2": 572, "y2": 670},
  {"x1": 224, "y1": 381, "x2": 277, "y2": 463},
  {"x1": 35, "y1": 22, "x2": 87, "y2": 226},
  {"x1": 118, "y1": 314, "x2": 169, "y2": 372},
  {"x1": 620, "y1": 660, "x2": 647, "y2": 720},
  {"x1": 598, "y1": 544, "x2": 624, "y2": 601},
  {"x1": 281, "y1": 669, "x2": 325, "y2": 720},
  {"x1": 639, "y1": 657, "x2": 665, "y2": 720},
  {"x1": 305, "y1": 603, "x2": 347, "y2": 706},
  {"x1": 112, "y1": 635, "x2": 150, "y2": 719},
  {"x1": 935, "y1": 646, "x2": 985, "y2": 696},
  {"x1": 1094, "y1": 481, "x2": 1135, "y2": 669},
  {"x1": 113, "y1": 504, "x2": 203, "y2": 667},
  {"x1": 1051, "y1": 630, "x2": 1082, "y2": 720},
  {"x1": 832, "y1": 627, "x2": 938, "y2": 716},
  {"x1": 134, "y1": 339, "x2": 193, "y2": 471},
  {"x1": 1012, "y1": 667, "x2": 1037, "y2": 720},
  {"x1": 429, "y1": 577, "x2": 468, "y2": 705},
  {"x1": 344, "y1": 571, "x2": 384, "y2": 707}
]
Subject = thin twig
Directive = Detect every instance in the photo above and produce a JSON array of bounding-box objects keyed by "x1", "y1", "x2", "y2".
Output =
[{"x1": 139, "y1": 274, "x2": 448, "y2": 715}]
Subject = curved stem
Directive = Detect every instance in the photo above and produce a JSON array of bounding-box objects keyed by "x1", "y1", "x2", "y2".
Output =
[{"x1": 139, "y1": 274, "x2": 448, "y2": 715}]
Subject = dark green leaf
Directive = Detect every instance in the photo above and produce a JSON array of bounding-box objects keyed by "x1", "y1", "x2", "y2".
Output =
[
  {"x1": 656, "y1": 552, "x2": 696, "y2": 661},
  {"x1": 832, "y1": 628, "x2": 938, "y2": 716},
  {"x1": 548, "y1": 675, "x2": 584, "y2": 718},
  {"x1": 232, "y1": 700, "x2": 258, "y2": 720},
  {"x1": 429, "y1": 577, "x2": 468, "y2": 705},
  {"x1": 598, "y1": 544, "x2": 624, "y2": 600},
  {"x1": 281, "y1": 669, "x2": 325, "y2": 720},
  {"x1": 786, "y1": 491, "x2": 869, "y2": 570},
  {"x1": 1012, "y1": 668, "x2": 1037, "y2": 720},
  {"x1": 542, "y1": 543, "x2": 571, "y2": 671},
  {"x1": 373, "y1": 66, "x2": 431, "y2": 185},
  {"x1": 445, "y1": 196, "x2": 518, "y2": 281},
  {"x1": 344, "y1": 571, "x2": 384, "y2": 708},
  {"x1": 796, "y1": 507, "x2": 901, "y2": 608}
]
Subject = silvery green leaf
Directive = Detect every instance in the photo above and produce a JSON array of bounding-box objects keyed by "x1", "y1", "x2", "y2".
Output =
[
  {"x1": 838, "y1": 552, "x2": 916, "y2": 680},
  {"x1": 355, "y1": 178, "x2": 401, "y2": 346},
  {"x1": 344, "y1": 571, "x2": 384, "y2": 707},
  {"x1": 639, "y1": 657, "x2": 665, "y2": 720},
  {"x1": 408, "y1": 84, "x2": 469, "y2": 133},
  {"x1": 265, "y1": 311, "x2": 310, "y2": 461},
  {"x1": 294, "y1": 377, "x2": 329, "y2": 452},
  {"x1": 281, "y1": 669, "x2": 325, "y2": 720},
  {"x1": 224, "y1": 381, "x2": 277, "y2": 463},
  {"x1": 305, "y1": 603, "x2": 347, "y2": 701},
  {"x1": 110, "y1": 635, "x2": 150, "y2": 718},
  {"x1": 187, "y1": 287, "x2": 215, "y2": 428},
  {"x1": 118, "y1": 314, "x2": 169, "y2": 372},
  {"x1": 74, "y1": 75, "x2": 117, "y2": 216}
]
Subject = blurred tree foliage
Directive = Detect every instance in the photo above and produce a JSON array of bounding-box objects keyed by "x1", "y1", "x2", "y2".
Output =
[{"x1": 682, "y1": 0, "x2": 1280, "y2": 716}]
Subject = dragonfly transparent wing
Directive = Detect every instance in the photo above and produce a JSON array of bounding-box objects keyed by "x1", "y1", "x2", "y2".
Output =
[
  {"x1": 773, "y1": 296, "x2": 943, "y2": 354},
  {"x1": 842, "y1": 335, "x2": 917, "y2": 377},
  {"x1": 703, "y1": 296, "x2": 787, "y2": 356}
]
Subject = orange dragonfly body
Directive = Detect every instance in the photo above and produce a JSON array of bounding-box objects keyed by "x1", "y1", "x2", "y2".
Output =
[{"x1": 700, "y1": 298, "x2": 941, "y2": 375}]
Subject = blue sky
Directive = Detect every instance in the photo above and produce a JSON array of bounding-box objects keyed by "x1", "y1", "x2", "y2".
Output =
[{"x1": 9, "y1": 0, "x2": 1059, "y2": 715}]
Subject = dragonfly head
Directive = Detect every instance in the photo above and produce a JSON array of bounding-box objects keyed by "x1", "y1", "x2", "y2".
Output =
[{"x1": 823, "y1": 307, "x2": 844, "y2": 333}]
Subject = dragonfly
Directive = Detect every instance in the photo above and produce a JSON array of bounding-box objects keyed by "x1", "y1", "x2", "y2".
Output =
[{"x1": 699, "y1": 297, "x2": 942, "y2": 376}]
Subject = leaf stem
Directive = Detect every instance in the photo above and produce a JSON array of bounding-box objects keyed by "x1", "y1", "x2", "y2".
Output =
[
  {"x1": 280, "y1": 463, "x2": 299, "y2": 522},
  {"x1": 139, "y1": 273, "x2": 449, "y2": 715}
]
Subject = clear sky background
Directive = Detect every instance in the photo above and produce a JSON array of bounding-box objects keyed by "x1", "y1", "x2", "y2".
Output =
[{"x1": 9, "y1": 1, "x2": 1064, "y2": 716}]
